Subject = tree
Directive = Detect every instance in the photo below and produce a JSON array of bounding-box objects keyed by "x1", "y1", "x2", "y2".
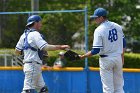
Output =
[
  {"x1": 0, "y1": 0, "x2": 86, "y2": 48},
  {"x1": 0, "y1": 0, "x2": 31, "y2": 47},
  {"x1": 87, "y1": 0, "x2": 140, "y2": 52},
  {"x1": 0, "y1": 0, "x2": 140, "y2": 52},
  {"x1": 39, "y1": 0, "x2": 86, "y2": 46}
]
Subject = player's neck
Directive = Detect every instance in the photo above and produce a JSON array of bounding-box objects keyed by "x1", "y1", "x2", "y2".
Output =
[
  {"x1": 29, "y1": 26, "x2": 39, "y2": 31},
  {"x1": 100, "y1": 19, "x2": 107, "y2": 24}
]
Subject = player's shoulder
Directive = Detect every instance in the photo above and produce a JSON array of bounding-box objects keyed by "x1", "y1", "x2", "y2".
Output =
[
  {"x1": 19, "y1": 33, "x2": 25, "y2": 39},
  {"x1": 31, "y1": 30, "x2": 40, "y2": 34},
  {"x1": 95, "y1": 26, "x2": 102, "y2": 32},
  {"x1": 110, "y1": 21, "x2": 122, "y2": 29},
  {"x1": 94, "y1": 26, "x2": 103, "y2": 36},
  {"x1": 96, "y1": 20, "x2": 109, "y2": 30},
  {"x1": 95, "y1": 23, "x2": 105, "y2": 33},
  {"x1": 29, "y1": 30, "x2": 41, "y2": 37}
]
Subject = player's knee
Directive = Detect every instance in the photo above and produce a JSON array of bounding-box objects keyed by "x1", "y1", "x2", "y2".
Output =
[
  {"x1": 21, "y1": 89, "x2": 36, "y2": 93},
  {"x1": 39, "y1": 86, "x2": 48, "y2": 93}
]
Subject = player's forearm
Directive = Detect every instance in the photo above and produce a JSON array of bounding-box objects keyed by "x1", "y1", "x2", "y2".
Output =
[
  {"x1": 42, "y1": 44, "x2": 62, "y2": 51},
  {"x1": 80, "y1": 51, "x2": 92, "y2": 59},
  {"x1": 42, "y1": 44, "x2": 70, "y2": 51},
  {"x1": 80, "y1": 48, "x2": 100, "y2": 59},
  {"x1": 121, "y1": 48, "x2": 125, "y2": 65}
]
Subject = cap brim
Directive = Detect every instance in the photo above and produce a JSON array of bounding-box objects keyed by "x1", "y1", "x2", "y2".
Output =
[
  {"x1": 26, "y1": 21, "x2": 34, "y2": 26},
  {"x1": 89, "y1": 16, "x2": 98, "y2": 21},
  {"x1": 90, "y1": 15, "x2": 98, "y2": 19}
]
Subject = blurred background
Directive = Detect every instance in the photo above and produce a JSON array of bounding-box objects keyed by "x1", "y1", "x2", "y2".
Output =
[
  {"x1": 0, "y1": 0, "x2": 140, "y2": 93},
  {"x1": 0, "y1": 0, "x2": 140, "y2": 67},
  {"x1": 0, "y1": 0, "x2": 140, "y2": 51}
]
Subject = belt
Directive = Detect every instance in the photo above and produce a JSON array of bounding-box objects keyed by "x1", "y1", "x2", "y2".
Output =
[
  {"x1": 24, "y1": 61, "x2": 41, "y2": 65},
  {"x1": 100, "y1": 55, "x2": 108, "y2": 58}
]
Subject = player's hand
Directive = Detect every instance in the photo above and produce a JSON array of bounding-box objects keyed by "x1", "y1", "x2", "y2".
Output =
[
  {"x1": 79, "y1": 55, "x2": 85, "y2": 59},
  {"x1": 60, "y1": 45, "x2": 70, "y2": 50}
]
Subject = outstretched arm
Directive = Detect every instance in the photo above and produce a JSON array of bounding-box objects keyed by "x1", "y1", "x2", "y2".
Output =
[
  {"x1": 42, "y1": 44, "x2": 70, "y2": 51},
  {"x1": 80, "y1": 48, "x2": 100, "y2": 59}
]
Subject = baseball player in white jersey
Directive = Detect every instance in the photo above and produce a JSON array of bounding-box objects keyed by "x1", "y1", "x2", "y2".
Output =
[
  {"x1": 15, "y1": 15, "x2": 70, "y2": 93},
  {"x1": 80, "y1": 8, "x2": 126, "y2": 93}
]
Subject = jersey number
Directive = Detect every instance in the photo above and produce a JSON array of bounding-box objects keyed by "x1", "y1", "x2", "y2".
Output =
[{"x1": 108, "y1": 28, "x2": 118, "y2": 42}]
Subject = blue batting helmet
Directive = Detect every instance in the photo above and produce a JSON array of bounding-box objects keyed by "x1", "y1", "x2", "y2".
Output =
[{"x1": 26, "y1": 15, "x2": 42, "y2": 26}]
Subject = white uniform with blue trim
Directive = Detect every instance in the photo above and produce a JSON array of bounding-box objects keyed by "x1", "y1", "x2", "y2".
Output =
[
  {"x1": 93, "y1": 20, "x2": 124, "y2": 93},
  {"x1": 16, "y1": 29, "x2": 48, "y2": 91}
]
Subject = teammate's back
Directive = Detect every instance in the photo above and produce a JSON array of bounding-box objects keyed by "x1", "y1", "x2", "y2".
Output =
[{"x1": 95, "y1": 20, "x2": 124, "y2": 57}]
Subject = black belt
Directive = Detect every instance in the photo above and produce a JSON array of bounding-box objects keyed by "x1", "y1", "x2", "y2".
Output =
[
  {"x1": 100, "y1": 55, "x2": 108, "y2": 58},
  {"x1": 24, "y1": 61, "x2": 41, "y2": 65}
]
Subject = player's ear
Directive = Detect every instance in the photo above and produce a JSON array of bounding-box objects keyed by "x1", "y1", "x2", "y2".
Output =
[
  {"x1": 101, "y1": 16, "x2": 107, "y2": 20},
  {"x1": 99, "y1": 16, "x2": 104, "y2": 22}
]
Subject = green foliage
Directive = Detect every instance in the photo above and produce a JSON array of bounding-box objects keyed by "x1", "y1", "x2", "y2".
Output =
[
  {"x1": 124, "y1": 53, "x2": 140, "y2": 68},
  {"x1": 0, "y1": 0, "x2": 140, "y2": 52},
  {"x1": 44, "y1": 51, "x2": 140, "y2": 68},
  {"x1": 1, "y1": 49, "x2": 140, "y2": 68},
  {"x1": 0, "y1": 0, "x2": 86, "y2": 48},
  {"x1": 39, "y1": 0, "x2": 86, "y2": 10},
  {"x1": 0, "y1": 0, "x2": 30, "y2": 47},
  {"x1": 40, "y1": 0, "x2": 86, "y2": 46},
  {"x1": 0, "y1": 0, "x2": 31, "y2": 12},
  {"x1": 41, "y1": 12, "x2": 85, "y2": 46},
  {"x1": 88, "y1": 0, "x2": 140, "y2": 53},
  {"x1": 44, "y1": 50, "x2": 86, "y2": 67},
  {"x1": 0, "y1": 48, "x2": 15, "y2": 54}
]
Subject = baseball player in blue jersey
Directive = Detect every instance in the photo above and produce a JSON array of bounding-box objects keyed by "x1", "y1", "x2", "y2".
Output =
[
  {"x1": 80, "y1": 8, "x2": 126, "y2": 93},
  {"x1": 15, "y1": 15, "x2": 70, "y2": 93}
]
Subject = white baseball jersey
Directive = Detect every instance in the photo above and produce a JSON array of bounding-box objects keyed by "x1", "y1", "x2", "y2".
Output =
[
  {"x1": 92, "y1": 20, "x2": 124, "y2": 57},
  {"x1": 16, "y1": 29, "x2": 48, "y2": 64},
  {"x1": 93, "y1": 20, "x2": 124, "y2": 93}
]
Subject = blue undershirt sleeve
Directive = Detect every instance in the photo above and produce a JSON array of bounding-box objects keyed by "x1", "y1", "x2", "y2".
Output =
[
  {"x1": 123, "y1": 38, "x2": 126, "y2": 48},
  {"x1": 91, "y1": 48, "x2": 100, "y2": 55}
]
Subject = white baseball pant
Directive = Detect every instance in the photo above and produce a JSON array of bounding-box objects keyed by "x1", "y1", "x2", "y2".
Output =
[
  {"x1": 23, "y1": 62, "x2": 45, "y2": 92},
  {"x1": 99, "y1": 55, "x2": 124, "y2": 93}
]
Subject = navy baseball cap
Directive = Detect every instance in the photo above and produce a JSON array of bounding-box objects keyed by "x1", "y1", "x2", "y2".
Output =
[
  {"x1": 26, "y1": 15, "x2": 42, "y2": 26},
  {"x1": 90, "y1": 8, "x2": 107, "y2": 19}
]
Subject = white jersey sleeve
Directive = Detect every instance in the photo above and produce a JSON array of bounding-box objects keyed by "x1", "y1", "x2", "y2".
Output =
[
  {"x1": 31, "y1": 31, "x2": 48, "y2": 50},
  {"x1": 92, "y1": 28, "x2": 103, "y2": 48},
  {"x1": 15, "y1": 34, "x2": 24, "y2": 51}
]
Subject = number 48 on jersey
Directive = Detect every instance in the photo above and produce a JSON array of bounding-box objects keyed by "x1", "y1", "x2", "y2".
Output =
[{"x1": 108, "y1": 28, "x2": 118, "y2": 42}]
